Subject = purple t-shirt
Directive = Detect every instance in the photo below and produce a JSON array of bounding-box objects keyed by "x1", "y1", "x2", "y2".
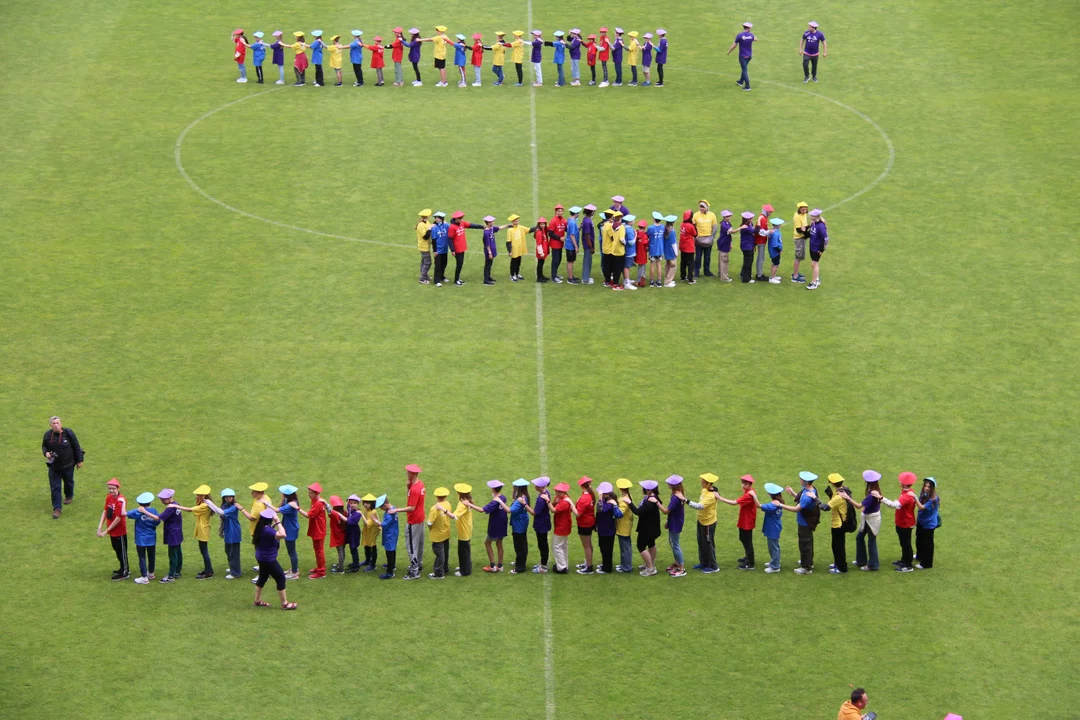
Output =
[
  {"x1": 809, "y1": 219, "x2": 828, "y2": 253},
  {"x1": 407, "y1": 38, "x2": 422, "y2": 63},
  {"x1": 271, "y1": 41, "x2": 284, "y2": 66},
  {"x1": 254, "y1": 525, "x2": 280, "y2": 563},
  {"x1": 612, "y1": 37, "x2": 624, "y2": 63},
  {"x1": 735, "y1": 32, "x2": 755, "y2": 58},
  {"x1": 159, "y1": 505, "x2": 184, "y2": 546},
  {"x1": 802, "y1": 30, "x2": 825, "y2": 55},
  {"x1": 482, "y1": 495, "x2": 508, "y2": 539},
  {"x1": 666, "y1": 495, "x2": 685, "y2": 533},
  {"x1": 531, "y1": 38, "x2": 543, "y2": 63},
  {"x1": 595, "y1": 499, "x2": 620, "y2": 536},
  {"x1": 642, "y1": 43, "x2": 653, "y2": 67},
  {"x1": 482, "y1": 226, "x2": 500, "y2": 259},
  {"x1": 533, "y1": 493, "x2": 551, "y2": 533},
  {"x1": 718, "y1": 219, "x2": 733, "y2": 252},
  {"x1": 739, "y1": 225, "x2": 756, "y2": 251},
  {"x1": 568, "y1": 37, "x2": 582, "y2": 60},
  {"x1": 656, "y1": 38, "x2": 668, "y2": 64}
]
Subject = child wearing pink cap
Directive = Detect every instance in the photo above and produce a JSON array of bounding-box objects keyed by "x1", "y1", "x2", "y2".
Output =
[
  {"x1": 97, "y1": 478, "x2": 129, "y2": 580},
  {"x1": 470, "y1": 34, "x2": 485, "y2": 86},
  {"x1": 231, "y1": 30, "x2": 248, "y2": 83},
  {"x1": 716, "y1": 475, "x2": 758, "y2": 570},
  {"x1": 364, "y1": 36, "x2": 386, "y2": 86},
  {"x1": 270, "y1": 31, "x2": 286, "y2": 84}
]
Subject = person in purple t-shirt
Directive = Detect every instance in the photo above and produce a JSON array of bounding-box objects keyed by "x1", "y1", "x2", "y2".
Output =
[
  {"x1": 530, "y1": 30, "x2": 544, "y2": 86},
  {"x1": 655, "y1": 29, "x2": 668, "y2": 87},
  {"x1": 799, "y1": 21, "x2": 827, "y2": 82},
  {"x1": 480, "y1": 215, "x2": 504, "y2": 286},
  {"x1": 727, "y1": 22, "x2": 756, "y2": 91},
  {"x1": 155, "y1": 489, "x2": 184, "y2": 582}
]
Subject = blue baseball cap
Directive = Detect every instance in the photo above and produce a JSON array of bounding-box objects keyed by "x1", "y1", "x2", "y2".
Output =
[
  {"x1": 512, "y1": 478, "x2": 530, "y2": 487},
  {"x1": 652, "y1": 211, "x2": 664, "y2": 220},
  {"x1": 376, "y1": 494, "x2": 387, "y2": 507},
  {"x1": 136, "y1": 492, "x2": 154, "y2": 504},
  {"x1": 769, "y1": 217, "x2": 785, "y2": 226},
  {"x1": 764, "y1": 482, "x2": 784, "y2": 495},
  {"x1": 278, "y1": 484, "x2": 298, "y2": 495},
  {"x1": 664, "y1": 215, "x2": 678, "y2": 223},
  {"x1": 799, "y1": 471, "x2": 818, "y2": 482}
]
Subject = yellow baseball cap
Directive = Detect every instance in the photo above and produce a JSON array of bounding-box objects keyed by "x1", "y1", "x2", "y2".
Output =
[
  {"x1": 362, "y1": 493, "x2": 377, "y2": 501},
  {"x1": 419, "y1": 208, "x2": 432, "y2": 216},
  {"x1": 248, "y1": 482, "x2": 269, "y2": 492},
  {"x1": 193, "y1": 484, "x2": 211, "y2": 495},
  {"x1": 435, "y1": 25, "x2": 448, "y2": 32},
  {"x1": 797, "y1": 201, "x2": 809, "y2": 209},
  {"x1": 434, "y1": 486, "x2": 450, "y2": 497},
  {"x1": 512, "y1": 30, "x2": 524, "y2": 37},
  {"x1": 495, "y1": 31, "x2": 506, "y2": 36},
  {"x1": 293, "y1": 31, "x2": 304, "y2": 37},
  {"x1": 507, "y1": 213, "x2": 521, "y2": 221},
  {"x1": 615, "y1": 478, "x2": 632, "y2": 490},
  {"x1": 699, "y1": 473, "x2": 719, "y2": 485},
  {"x1": 454, "y1": 483, "x2": 472, "y2": 493},
  {"x1": 629, "y1": 31, "x2": 639, "y2": 38},
  {"x1": 828, "y1": 473, "x2": 845, "y2": 485}
]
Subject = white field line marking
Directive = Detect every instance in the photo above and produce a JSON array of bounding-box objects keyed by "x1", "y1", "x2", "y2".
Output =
[
  {"x1": 527, "y1": 4, "x2": 555, "y2": 718},
  {"x1": 682, "y1": 68, "x2": 895, "y2": 213},
  {"x1": 174, "y1": 88, "x2": 410, "y2": 250}
]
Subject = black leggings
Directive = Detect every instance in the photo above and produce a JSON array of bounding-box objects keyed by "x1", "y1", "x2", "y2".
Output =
[
  {"x1": 915, "y1": 526, "x2": 935, "y2": 568},
  {"x1": 314, "y1": 64, "x2": 324, "y2": 85},
  {"x1": 385, "y1": 548, "x2": 396, "y2": 573},
  {"x1": 590, "y1": 64, "x2": 596, "y2": 82},
  {"x1": 454, "y1": 251, "x2": 465, "y2": 282},
  {"x1": 657, "y1": 63, "x2": 664, "y2": 84},
  {"x1": 515, "y1": 63, "x2": 523, "y2": 83},
  {"x1": 802, "y1": 55, "x2": 819, "y2": 79},
  {"x1": 598, "y1": 534, "x2": 615, "y2": 573},
  {"x1": 510, "y1": 256, "x2": 522, "y2": 277},
  {"x1": 483, "y1": 256, "x2": 493, "y2": 282},
  {"x1": 412, "y1": 61, "x2": 421, "y2": 81},
  {"x1": 353, "y1": 63, "x2": 364, "y2": 84},
  {"x1": 741, "y1": 249, "x2": 755, "y2": 282},
  {"x1": 535, "y1": 531, "x2": 549, "y2": 566},
  {"x1": 680, "y1": 251, "x2": 695, "y2": 280},
  {"x1": 294, "y1": 68, "x2": 306, "y2": 84},
  {"x1": 536, "y1": 257, "x2": 546, "y2": 280},
  {"x1": 137, "y1": 545, "x2": 156, "y2": 576},
  {"x1": 349, "y1": 545, "x2": 360, "y2": 566},
  {"x1": 364, "y1": 545, "x2": 378, "y2": 568},
  {"x1": 512, "y1": 532, "x2": 529, "y2": 573},
  {"x1": 458, "y1": 539, "x2": 472, "y2": 576},
  {"x1": 434, "y1": 253, "x2": 448, "y2": 283},
  {"x1": 256, "y1": 559, "x2": 287, "y2": 590},
  {"x1": 550, "y1": 248, "x2": 562, "y2": 278},
  {"x1": 111, "y1": 535, "x2": 129, "y2": 575},
  {"x1": 897, "y1": 526, "x2": 914, "y2": 567},
  {"x1": 739, "y1": 528, "x2": 755, "y2": 567},
  {"x1": 831, "y1": 527, "x2": 848, "y2": 572},
  {"x1": 255, "y1": 65, "x2": 264, "y2": 82}
]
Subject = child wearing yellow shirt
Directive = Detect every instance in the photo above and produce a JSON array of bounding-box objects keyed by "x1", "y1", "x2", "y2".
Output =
[
  {"x1": 627, "y1": 32, "x2": 641, "y2": 85},
  {"x1": 183, "y1": 485, "x2": 216, "y2": 579},
  {"x1": 505, "y1": 214, "x2": 528, "y2": 281},
  {"x1": 361, "y1": 494, "x2": 381, "y2": 572},
  {"x1": 510, "y1": 31, "x2": 525, "y2": 85},
  {"x1": 453, "y1": 483, "x2": 474, "y2": 576},
  {"x1": 689, "y1": 473, "x2": 720, "y2": 573},
  {"x1": 426, "y1": 487, "x2": 453, "y2": 578},
  {"x1": 485, "y1": 32, "x2": 511, "y2": 85}
]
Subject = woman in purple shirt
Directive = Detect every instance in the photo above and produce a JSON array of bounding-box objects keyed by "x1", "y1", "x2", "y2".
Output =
[
  {"x1": 531, "y1": 477, "x2": 552, "y2": 572},
  {"x1": 737, "y1": 212, "x2": 757, "y2": 283},
  {"x1": 727, "y1": 22, "x2": 756, "y2": 91},
  {"x1": 655, "y1": 29, "x2": 668, "y2": 86},
  {"x1": 253, "y1": 508, "x2": 296, "y2": 609}
]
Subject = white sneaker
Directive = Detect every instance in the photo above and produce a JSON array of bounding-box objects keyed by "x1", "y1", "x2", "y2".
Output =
[
  {"x1": 553, "y1": 277, "x2": 562, "y2": 284},
  {"x1": 623, "y1": 282, "x2": 637, "y2": 290},
  {"x1": 599, "y1": 81, "x2": 609, "y2": 88},
  {"x1": 586, "y1": 278, "x2": 595, "y2": 284},
  {"x1": 764, "y1": 567, "x2": 780, "y2": 573},
  {"x1": 413, "y1": 81, "x2": 422, "y2": 86},
  {"x1": 664, "y1": 281, "x2": 676, "y2": 288},
  {"x1": 639, "y1": 567, "x2": 657, "y2": 576},
  {"x1": 134, "y1": 576, "x2": 149, "y2": 584},
  {"x1": 807, "y1": 281, "x2": 819, "y2": 290},
  {"x1": 275, "y1": 80, "x2": 285, "y2": 85},
  {"x1": 748, "y1": 278, "x2": 756, "y2": 284},
  {"x1": 794, "y1": 567, "x2": 812, "y2": 575},
  {"x1": 237, "y1": 78, "x2": 247, "y2": 83},
  {"x1": 769, "y1": 277, "x2": 781, "y2": 284},
  {"x1": 224, "y1": 573, "x2": 236, "y2": 580},
  {"x1": 252, "y1": 565, "x2": 259, "y2": 572},
  {"x1": 471, "y1": 82, "x2": 481, "y2": 87}
]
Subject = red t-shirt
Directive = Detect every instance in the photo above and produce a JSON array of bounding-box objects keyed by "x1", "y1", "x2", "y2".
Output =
[
  {"x1": 329, "y1": 508, "x2": 346, "y2": 547},
  {"x1": 234, "y1": 40, "x2": 246, "y2": 64},
  {"x1": 105, "y1": 494, "x2": 127, "y2": 537},
  {"x1": 634, "y1": 229, "x2": 649, "y2": 264},
  {"x1": 679, "y1": 222, "x2": 697, "y2": 253},
  {"x1": 406, "y1": 481, "x2": 426, "y2": 525},
  {"x1": 895, "y1": 491, "x2": 916, "y2": 528},
  {"x1": 755, "y1": 215, "x2": 769, "y2": 245},
  {"x1": 598, "y1": 37, "x2": 611, "y2": 62},
  {"x1": 534, "y1": 228, "x2": 549, "y2": 259},
  {"x1": 365, "y1": 44, "x2": 385, "y2": 68},
  {"x1": 548, "y1": 216, "x2": 567, "y2": 249},
  {"x1": 586, "y1": 41, "x2": 598, "y2": 64},
  {"x1": 736, "y1": 492, "x2": 757, "y2": 530},
  {"x1": 307, "y1": 498, "x2": 327, "y2": 539},
  {"x1": 391, "y1": 38, "x2": 404, "y2": 63},
  {"x1": 575, "y1": 493, "x2": 596, "y2": 528},
  {"x1": 471, "y1": 41, "x2": 484, "y2": 66},
  {"x1": 553, "y1": 498, "x2": 573, "y2": 536},
  {"x1": 448, "y1": 224, "x2": 467, "y2": 253}
]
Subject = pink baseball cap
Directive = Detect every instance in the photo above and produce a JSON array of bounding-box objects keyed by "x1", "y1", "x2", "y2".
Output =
[
  {"x1": 599, "y1": 26, "x2": 608, "y2": 33},
  {"x1": 584, "y1": 204, "x2": 597, "y2": 211},
  {"x1": 272, "y1": 30, "x2": 283, "y2": 37},
  {"x1": 405, "y1": 464, "x2": 422, "y2": 473},
  {"x1": 721, "y1": 210, "x2": 733, "y2": 217},
  {"x1": 308, "y1": 482, "x2": 323, "y2": 493},
  {"x1": 532, "y1": 30, "x2": 542, "y2": 36},
  {"x1": 762, "y1": 204, "x2": 774, "y2": 213},
  {"x1": 107, "y1": 478, "x2": 121, "y2": 487},
  {"x1": 483, "y1": 215, "x2": 496, "y2": 222},
  {"x1": 472, "y1": 33, "x2": 482, "y2": 40},
  {"x1": 898, "y1": 472, "x2": 918, "y2": 486},
  {"x1": 611, "y1": 195, "x2": 625, "y2": 203},
  {"x1": 452, "y1": 210, "x2": 465, "y2": 219},
  {"x1": 233, "y1": 28, "x2": 244, "y2": 35},
  {"x1": 740, "y1": 474, "x2": 755, "y2": 484},
  {"x1": 578, "y1": 476, "x2": 592, "y2": 487},
  {"x1": 554, "y1": 482, "x2": 570, "y2": 492},
  {"x1": 393, "y1": 27, "x2": 403, "y2": 33}
]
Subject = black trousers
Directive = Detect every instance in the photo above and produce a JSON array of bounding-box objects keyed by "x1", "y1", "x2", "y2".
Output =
[
  {"x1": 915, "y1": 526, "x2": 935, "y2": 568},
  {"x1": 798, "y1": 524, "x2": 815, "y2": 569},
  {"x1": 739, "y1": 528, "x2": 755, "y2": 567},
  {"x1": 256, "y1": 559, "x2": 287, "y2": 590},
  {"x1": 657, "y1": 63, "x2": 664, "y2": 84},
  {"x1": 352, "y1": 63, "x2": 364, "y2": 84},
  {"x1": 434, "y1": 253, "x2": 448, "y2": 283},
  {"x1": 349, "y1": 545, "x2": 360, "y2": 566},
  {"x1": 515, "y1": 63, "x2": 523, "y2": 83},
  {"x1": 432, "y1": 539, "x2": 449, "y2": 576},
  {"x1": 512, "y1": 532, "x2": 529, "y2": 573},
  {"x1": 364, "y1": 545, "x2": 378, "y2": 568},
  {"x1": 483, "y1": 256, "x2": 494, "y2": 281},
  {"x1": 47, "y1": 464, "x2": 75, "y2": 509},
  {"x1": 457, "y1": 539, "x2": 472, "y2": 575},
  {"x1": 255, "y1": 64, "x2": 264, "y2": 82},
  {"x1": 741, "y1": 249, "x2": 755, "y2": 282},
  {"x1": 385, "y1": 548, "x2": 396, "y2": 573},
  {"x1": 802, "y1": 55, "x2": 819, "y2": 79},
  {"x1": 411, "y1": 61, "x2": 421, "y2": 81},
  {"x1": 536, "y1": 257, "x2": 547, "y2": 280},
  {"x1": 314, "y1": 64, "x2": 324, "y2": 85},
  {"x1": 680, "y1": 251, "x2": 695, "y2": 281},
  {"x1": 590, "y1": 64, "x2": 596, "y2": 82},
  {"x1": 697, "y1": 522, "x2": 717, "y2": 569},
  {"x1": 111, "y1": 535, "x2": 129, "y2": 574},
  {"x1": 550, "y1": 248, "x2": 563, "y2": 277},
  {"x1": 831, "y1": 527, "x2": 848, "y2": 572},
  {"x1": 598, "y1": 534, "x2": 615, "y2": 573},
  {"x1": 453, "y1": 251, "x2": 465, "y2": 282},
  {"x1": 535, "y1": 531, "x2": 549, "y2": 566},
  {"x1": 897, "y1": 526, "x2": 914, "y2": 567},
  {"x1": 510, "y1": 256, "x2": 522, "y2": 277}
]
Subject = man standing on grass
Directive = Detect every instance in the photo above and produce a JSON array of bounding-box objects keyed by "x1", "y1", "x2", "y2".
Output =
[
  {"x1": 727, "y1": 22, "x2": 756, "y2": 91},
  {"x1": 799, "y1": 21, "x2": 827, "y2": 83},
  {"x1": 401, "y1": 464, "x2": 426, "y2": 580},
  {"x1": 42, "y1": 416, "x2": 84, "y2": 519},
  {"x1": 786, "y1": 471, "x2": 820, "y2": 574}
]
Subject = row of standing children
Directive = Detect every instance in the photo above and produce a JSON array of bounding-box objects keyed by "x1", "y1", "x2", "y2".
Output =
[{"x1": 230, "y1": 26, "x2": 670, "y2": 88}]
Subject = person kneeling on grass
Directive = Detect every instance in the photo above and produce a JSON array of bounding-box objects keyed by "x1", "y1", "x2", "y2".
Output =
[{"x1": 252, "y1": 509, "x2": 297, "y2": 610}]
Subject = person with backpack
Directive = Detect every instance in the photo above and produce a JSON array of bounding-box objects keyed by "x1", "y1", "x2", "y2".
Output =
[
  {"x1": 785, "y1": 471, "x2": 820, "y2": 574},
  {"x1": 41, "y1": 416, "x2": 85, "y2": 518},
  {"x1": 824, "y1": 473, "x2": 856, "y2": 574}
]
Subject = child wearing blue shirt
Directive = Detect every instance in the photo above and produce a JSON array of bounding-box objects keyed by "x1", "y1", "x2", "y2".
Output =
[
  {"x1": 647, "y1": 214, "x2": 666, "y2": 287},
  {"x1": 213, "y1": 489, "x2": 243, "y2": 579},
  {"x1": 663, "y1": 215, "x2": 679, "y2": 287},
  {"x1": 126, "y1": 492, "x2": 160, "y2": 584},
  {"x1": 564, "y1": 207, "x2": 581, "y2": 284},
  {"x1": 915, "y1": 478, "x2": 941, "y2": 569},
  {"x1": 454, "y1": 35, "x2": 468, "y2": 87},
  {"x1": 309, "y1": 32, "x2": 326, "y2": 87},
  {"x1": 621, "y1": 215, "x2": 638, "y2": 290},
  {"x1": 276, "y1": 486, "x2": 302, "y2": 579},
  {"x1": 379, "y1": 496, "x2": 400, "y2": 579},
  {"x1": 348, "y1": 30, "x2": 365, "y2": 86},
  {"x1": 250, "y1": 32, "x2": 267, "y2": 83},
  {"x1": 545, "y1": 31, "x2": 567, "y2": 86},
  {"x1": 757, "y1": 483, "x2": 800, "y2": 573},
  {"x1": 509, "y1": 480, "x2": 535, "y2": 574},
  {"x1": 767, "y1": 217, "x2": 784, "y2": 284}
]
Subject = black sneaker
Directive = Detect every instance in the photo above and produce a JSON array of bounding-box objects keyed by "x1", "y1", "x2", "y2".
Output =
[
  {"x1": 738, "y1": 565, "x2": 755, "y2": 571},
  {"x1": 454, "y1": 280, "x2": 465, "y2": 286},
  {"x1": 112, "y1": 572, "x2": 129, "y2": 582}
]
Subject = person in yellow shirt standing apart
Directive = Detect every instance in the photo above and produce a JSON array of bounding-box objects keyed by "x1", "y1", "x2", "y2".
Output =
[
  {"x1": 510, "y1": 30, "x2": 526, "y2": 85},
  {"x1": 692, "y1": 200, "x2": 718, "y2": 278},
  {"x1": 689, "y1": 473, "x2": 720, "y2": 572},
  {"x1": 432, "y1": 25, "x2": 451, "y2": 86},
  {"x1": 627, "y1": 31, "x2": 641, "y2": 85},
  {"x1": 426, "y1": 487, "x2": 453, "y2": 578},
  {"x1": 506, "y1": 214, "x2": 528, "y2": 282},
  {"x1": 416, "y1": 209, "x2": 433, "y2": 284}
]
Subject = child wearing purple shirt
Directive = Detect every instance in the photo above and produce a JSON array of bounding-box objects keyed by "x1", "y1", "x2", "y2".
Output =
[
  {"x1": 737, "y1": 212, "x2": 757, "y2": 283},
  {"x1": 641, "y1": 33, "x2": 654, "y2": 86},
  {"x1": 461, "y1": 480, "x2": 508, "y2": 572},
  {"x1": 270, "y1": 31, "x2": 285, "y2": 84},
  {"x1": 406, "y1": 29, "x2": 424, "y2": 85},
  {"x1": 156, "y1": 489, "x2": 184, "y2": 583},
  {"x1": 727, "y1": 22, "x2": 756, "y2": 90},
  {"x1": 480, "y1": 216, "x2": 504, "y2": 286},
  {"x1": 568, "y1": 30, "x2": 582, "y2": 85},
  {"x1": 594, "y1": 482, "x2": 624, "y2": 574},
  {"x1": 580, "y1": 206, "x2": 597, "y2": 284},
  {"x1": 531, "y1": 477, "x2": 552, "y2": 572},
  {"x1": 807, "y1": 209, "x2": 827, "y2": 290},
  {"x1": 655, "y1": 29, "x2": 668, "y2": 86},
  {"x1": 664, "y1": 476, "x2": 687, "y2": 576},
  {"x1": 530, "y1": 31, "x2": 544, "y2": 86}
]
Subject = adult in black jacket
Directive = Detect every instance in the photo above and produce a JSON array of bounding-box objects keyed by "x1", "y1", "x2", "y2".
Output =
[{"x1": 42, "y1": 416, "x2": 84, "y2": 518}]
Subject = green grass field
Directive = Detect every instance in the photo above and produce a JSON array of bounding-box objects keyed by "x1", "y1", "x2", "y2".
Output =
[{"x1": 3, "y1": 0, "x2": 1079, "y2": 717}]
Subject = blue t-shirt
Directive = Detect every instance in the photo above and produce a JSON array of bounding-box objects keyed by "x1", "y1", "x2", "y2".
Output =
[
  {"x1": 454, "y1": 42, "x2": 467, "y2": 66},
  {"x1": 761, "y1": 502, "x2": 783, "y2": 539},
  {"x1": 796, "y1": 489, "x2": 817, "y2": 527},
  {"x1": 509, "y1": 499, "x2": 531, "y2": 534},
  {"x1": 647, "y1": 224, "x2": 666, "y2": 257},
  {"x1": 349, "y1": 40, "x2": 364, "y2": 64},
  {"x1": 252, "y1": 41, "x2": 266, "y2": 64},
  {"x1": 430, "y1": 222, "x2": 450, "y2": 254},
  {"x1": 663, "y1": 227, "x2": 678, "y2": 260},
  {"x1": 565, "y1": 218, "x2": 579, "y2": 251},
  {"x1": 277, "y1": 503, "x2": 300, "y2": 541},
  {"x1": 917, "y1": 496, "x2": 940, "y2": 529},
  {"x1": 310, "y1": 39, "x2": 325, "y2": 64},
  {"x1": 220, "y1": 503, "x2": 242, "y2": 544},
  {"x1": 802, "y1": 30, "x2": 825, "y2": 55},
  {"x1": 380, "y1": 511, "x2": 399, "y2": 550},
  {"x1": 125, "y1": 506, "x2": 160, "y2": 547},
  {"x1": 735, "y1": 32, "x2": 755, "y2": 58},
  {"x1": 767, "y1": 228, "x2": 783, "y2": 255},
  {"x1": 552, "y1": 39, "x2": 566, "y2": 64}
]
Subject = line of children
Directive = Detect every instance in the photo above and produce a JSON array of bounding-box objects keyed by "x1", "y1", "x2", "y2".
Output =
[{"x1": 230, "y1": 27, "x2": 670, "y2": 87}]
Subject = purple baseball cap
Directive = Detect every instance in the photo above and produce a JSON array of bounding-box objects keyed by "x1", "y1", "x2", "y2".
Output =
[
  {"x1": 720, "y1": 210, "x2": 733, "y2": 217},
  {"x1": 584, "y1": 203, "x2": 597, "y2": 211},
  {"x1": 639, "y1": 480, "x2": 659, "y2": 490},
  {"x1": 487, "y1": 479, "x2": 504, "y2": 489},
  {"x1": 597, "y1": 481, "x2": 613, "y2": 494},
  {"x1": 532, "y1": 476, "x2": 551, "y2": 488},
  {"x1": 409, "y1": 27, "x2": 420, "y2": 34},
  {"x1": 810, "y1": 208, "x2": 822, "y2": 217},
  {"x1": 259, "y1": 508, "x2": 276, "y2": 519},
  {"x1": 863, "y1": 469, "x2": 882, "y2": 483},
  {"x1": 741, "y1": 211, "x2": 755, "y2": 219},
  {"x1": 665, "y1": 475, "x2": 683, "y2": 486},
  {"x1": 157, "y1": 488, "x2": 175, "y2": 500},
  {"x1": 483, "y1": 215, "x2": 496, "y2": 223}
]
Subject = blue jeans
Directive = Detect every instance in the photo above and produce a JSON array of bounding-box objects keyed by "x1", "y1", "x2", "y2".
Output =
[
  {"x1": 225, "y1": 542, "x2": 242, "y2": 577},
  {"x1": 856, "y1": 528, "x2": 879, "y2": 570},
  {"x1": 137, "y1": 545, "x2": 156, "y2": 577},
  {"x1": 614, "y1": 61, "x2": 622, "y2": 84},
  {"x1": 199, "y1": 540, "x2": 213, "y2": 574},
  {"x1": 238, "y1": 63, "x2": 247, "y2": 80},
  {"x1": 668, "y1": 531, "x2": 683, "y2": 565},
  {"x1": 285, "y1": 539, "x2": 299, "y2": 573},
  {"x1": 738, "y1": 56, "x2": 751, "y2": 87},
  {"x1": 617, "y1": 535, "x2": 633, "y2": 571},
  {"x1": 555, "y1": 62, "x2": 565, "y2": 85},
  {"x1": 695, "y1": 245, "x2": 713, "y2": 275},
  {"x1": 570, "y1": 58, "x2": 580, "y2": 80},
  {"x1": 581, "y1": 249, "x2": 594, "y2": 282},
  {"x1": 767, "y1": 537, "x2": 781, "y2": 569},
  {"x1": 493, "y1": 64, "x2": 504, "y2": 83}
]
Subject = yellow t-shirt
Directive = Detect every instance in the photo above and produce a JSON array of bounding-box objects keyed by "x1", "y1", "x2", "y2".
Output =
[
  {"x1": 454, "y1": 503, "x2": 473, "y2": 540},
  {"x1": 628, "y1": 40, "x2": 641, "y2": 66},
  {"x1": 604, "y1": 223, "x2": 626, "y2": 256},
  {"x1": 615, "y1": 497, "x2": 634, "y2": 537},
  {"x1": 693, "y1": 211, "x2": 718, "y2": 238},
  {"x1": 288, "y1": 42, "x2": 306, "y2": 56},
  {"x1": 697, "y1": 490, "x2": 717, "y2": 526},
  {"x1": 433, "y1": 34, "x2": 449, "y2": 60},
  {"x1": 327, "y1": 44, "x2": 342, "y2": 69},
  {"x1": 491, "y1": 42, "x2": 507, "y2": 66},
  {"x1": 828, "y1": 492, "x2": 849, "y2": 528},
  {"x1": 427, "y1": 500, "x2": 451, "y2": 542},
  {"x1": 191, "y1": 503, "x2": 212, "y2": 542},
  {"x1": 361, "y1": 508, "x2": 380, "y2": 546},
  {"x1": 416, "y1": 219, "x2": 432, "y2": 251},
  {"x1": 511, "y1": 39, "x2": 524, "y2": 63},
  {"x1": 794, "y1": 211, "x2": 809, "y2": 240},
  {"x1": 507, "y1": 225, "x2": 528, "y2": 258},
  {"x1": 250, "y1": 496, "x2": 268, "y2": 535}
]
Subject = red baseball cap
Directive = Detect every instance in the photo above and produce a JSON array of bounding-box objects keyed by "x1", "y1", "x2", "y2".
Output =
[
  {"x1": 578, "y1": 476, "x2": 592, "y2": 487},
  {"x1": 898, "y1": 471, "x2": 918, "y2": 486},
  {"x1": 740, "y1": 474, "x2": 755, "y2": 484},
  {"x1": 328, "y1": 495, "x2": 343, "y2": 506},
  {"x1": 599, "y1": 26, "x2": 608, "y2": 32},
  {"x1": 554, "y1": 482, "x2": 570, "y2": 492},
  {"x1": 405, "y1": 464, "x2": 422, "y2": 474},
  {"x1": 393, "y1": 27, "x2": 403, "y2": 33},
  {"x1": 107, "y1": 478, "x2": 121, "y2": 487},
  {"x1": 308, "y1": 482, "x2": 323, "y2": 493},
  {"x1": 452, "y1": 210, "x2": 465, "y2": 219},
  {"x1": 554, "y1": 203, "x2": 564, "y2": 210}
]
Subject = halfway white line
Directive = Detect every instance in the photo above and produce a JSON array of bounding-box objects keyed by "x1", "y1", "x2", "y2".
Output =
[
  {"x1": 174, "y1": 88, "x2": 410, "y2": 250},
  {"x1": 526, "y1": 5, "x2": 555, "y2": 719},
  {"x1": 682, "y1": 67, "x2": 895, "y2": 213}
]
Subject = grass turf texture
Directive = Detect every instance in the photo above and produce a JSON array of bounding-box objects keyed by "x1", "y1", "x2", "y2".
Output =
[{"x1": 1, "y1": 0, "x2": 1078, "y2": 717}]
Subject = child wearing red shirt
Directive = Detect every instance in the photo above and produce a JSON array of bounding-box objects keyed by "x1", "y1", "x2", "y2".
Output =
[
  {"x1": 470, "y1": 34, "x2": 485, "y2": 85},
  {"x1": 387, "y1": 27, "x2": 406, "y2": 86},
  {"x1": 597, "y1": 28, "x2": 612, "y2": 86},
  {"x1": 97, "y1": 478, "x2": 129, "y2": 580},
  {"x1": 548, "y1": 205, "x2": 567, "y2": 283},
  {"x1": 530, "y1": 217, "x2": 552, "y2": 283},
  {"x1": 300, "y1": 483, "x2": 328, "y2": 578},
  {"x1": 551, "y1": 483, "x2": 578, "y2": 573},
  {"x1": 327, "y1": 495, "x2": 347, "y2": 573},
  {"x1": 575, "y1": 477, "x2": 597, "y2": 574},
  {"x1": 634, "y1": 220, "x2": 649, "y2": 286},
  {"x1": 679, "y1": 209, "x2": 698, "y2": 284},
  {"x1": 364, "y1": 36, "x2": 386, "y2": 85},
  {"x1": 755, "y1": 204, "x2": 773, "y2": 281},
  {"x1": 718, "y1": 475, "x2": 758, "y2": 570},
  {"x1": 585, "y1": 35, "x2": 598, "y2": 85},
  {"x1": 881, "y1": 472, "x2": 918, "y2": 571}
]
